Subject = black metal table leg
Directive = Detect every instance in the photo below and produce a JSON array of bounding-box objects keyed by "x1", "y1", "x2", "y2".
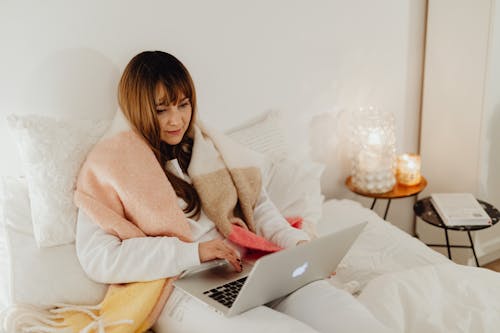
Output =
[
  {"x1": 370, "y1": 198, "x2": 391, "y2": 220},
  {"x1": 383, "y1": 199, "x2": 392, "y2": 220},
  {"x1": 444, "y1": 228, "x2": 452, "y2": 260},
  {"x1": 467, "y1": 231, "x2": 480, "y2": 267},
  {"x1": 412, "y1": 215, "x2": 418, "y2": 237}
]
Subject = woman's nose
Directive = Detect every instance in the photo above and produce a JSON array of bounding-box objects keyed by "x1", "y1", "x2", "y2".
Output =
[{"x1": 167, "y1": 108, "x2": 181, "y2": 125}]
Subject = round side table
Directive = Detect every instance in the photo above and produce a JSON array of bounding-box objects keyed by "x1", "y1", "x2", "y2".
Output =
[
  {"x1": 413, "y1": 197, "x2": 500, "y2": 266},
  {"x1": 345, "y1": 176, "x2": 427, "y2": 235}
]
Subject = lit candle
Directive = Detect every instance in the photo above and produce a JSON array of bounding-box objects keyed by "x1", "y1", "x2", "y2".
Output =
[
  {"x1": 350, "y1": 107, "x2": 396, "y2": 194},
  {"x1": 366, "y1": 129, "x2": 383, "y2": 148},
  {"x1": 396, "y1": 154, "x2": 421, "y2": 186},
  {"x1": 354, "y1": 150, "x2": 395, "y2": 193}
]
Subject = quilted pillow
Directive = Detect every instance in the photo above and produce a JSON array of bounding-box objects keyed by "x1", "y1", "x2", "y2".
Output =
[
  {"x1": 7, "y1": 114, "x2": 109, "y2": 247},
  {"x1": 226, "y1": 110, "x2": 289, "y2": 162}
]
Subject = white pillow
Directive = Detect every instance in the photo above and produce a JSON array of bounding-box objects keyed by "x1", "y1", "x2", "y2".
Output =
[
  {"x1": 226, "y1": 110, "x2": 325, "y2": 237},
  {"x1": 226, "y1": 110, "x2": 289, "y2": 162},
  {"x1": 7, "y1": 114, "x2": 110, "y2": 247},
  {"x1": 265, "y1": 158, "x2": 324, "y2": 237},
  {"x1": 0, "y1": 176, "x2": 107, "y2": 308}
]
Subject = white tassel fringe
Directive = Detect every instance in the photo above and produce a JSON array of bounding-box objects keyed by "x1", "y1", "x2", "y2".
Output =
[{"x1": 0, "y1": 303, "x2": 133, "y2": 333}]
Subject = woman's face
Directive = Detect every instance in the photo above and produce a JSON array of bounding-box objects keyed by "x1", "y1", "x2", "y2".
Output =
[{"x1": 154, "y1": 83, "x2": 192, "y2": 145}]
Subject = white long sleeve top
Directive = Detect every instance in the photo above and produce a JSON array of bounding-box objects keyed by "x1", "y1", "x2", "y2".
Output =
[{"x1": 76, "y1": 159, "x2": 309, "y2": 284}]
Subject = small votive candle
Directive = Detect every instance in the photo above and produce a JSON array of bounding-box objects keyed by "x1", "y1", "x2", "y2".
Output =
[{"x1": 396, "y1": 154, "x2": 421, "y2": 186}]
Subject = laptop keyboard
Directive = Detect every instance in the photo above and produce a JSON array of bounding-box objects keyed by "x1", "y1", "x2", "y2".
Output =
[{"x1": 203, "y1": 277, "x2": 247, "y2": 308}]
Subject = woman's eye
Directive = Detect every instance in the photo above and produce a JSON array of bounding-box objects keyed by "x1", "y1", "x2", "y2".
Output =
[
  {"x1": 156, "y1": 109, "x2": 165, "y2": 114},
  {"x1": 180, "y1": 102, "x2": 190, "y2": 108}
]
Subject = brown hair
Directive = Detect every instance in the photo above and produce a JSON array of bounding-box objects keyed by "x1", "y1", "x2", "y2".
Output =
[{"x1": 118, "y1": 51, "x2": 200, "y2": 218}]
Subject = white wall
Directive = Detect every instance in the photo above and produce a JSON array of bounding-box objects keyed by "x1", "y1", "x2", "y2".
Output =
[
  {"x1": 420, "y1": 0, "x2": 500, "y2": 265},
  {"x1": 478, "y1": 0, "x2": 500, "y2": 264},
  {"x1": 0, "y1": 0, "x2": 424, "y2": 233}
]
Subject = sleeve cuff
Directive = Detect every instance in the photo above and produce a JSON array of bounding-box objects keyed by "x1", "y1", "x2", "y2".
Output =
[
  {"x1": 282, "y1": 229, "x2": 311, "y2": 249},
  {"x1": 175, "y1": 241, "x2": 201, "y2": 270}
]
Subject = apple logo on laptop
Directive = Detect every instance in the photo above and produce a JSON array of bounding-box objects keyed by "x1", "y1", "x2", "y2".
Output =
[{"x1": 292, "y1": 262, "x2": 309, "y2": 278}]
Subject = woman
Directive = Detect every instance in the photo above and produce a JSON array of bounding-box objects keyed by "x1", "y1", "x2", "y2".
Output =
[{"x1": 75, "y1": 51, "x2": 389, "y2": 333}]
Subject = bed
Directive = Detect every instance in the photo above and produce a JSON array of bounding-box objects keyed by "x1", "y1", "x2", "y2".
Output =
[{"x1": 1, "y1": 110, "x2": 500, "y2": 333}]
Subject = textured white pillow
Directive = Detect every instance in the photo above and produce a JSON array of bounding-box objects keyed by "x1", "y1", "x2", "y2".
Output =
[
  {"x1": 226, "y1": 110, "x2": 325, "y2": 237},
  {"x1": 0, "y1": 176, "x2": 107, "y2": 308},
  {"x1": 7, "y1": 114, "x2": 109, "y2": 247},
  {"x1": 226, "y1": 110, "x2": 289, "y2": 162}
]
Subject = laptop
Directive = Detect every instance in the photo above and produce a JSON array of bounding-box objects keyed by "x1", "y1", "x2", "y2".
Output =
[{"x1": 173, "y1": 222, "x2": 366, "y2": 317}]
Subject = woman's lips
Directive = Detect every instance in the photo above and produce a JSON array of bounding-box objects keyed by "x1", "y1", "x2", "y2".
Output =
[{"x1": 166, "y1": 129, "x2": 181, "y2": 136}]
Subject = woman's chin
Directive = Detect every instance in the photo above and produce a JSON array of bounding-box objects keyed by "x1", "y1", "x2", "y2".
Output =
[{"x1": 161, "y1": 137, "x2": 183, "y2": 146}]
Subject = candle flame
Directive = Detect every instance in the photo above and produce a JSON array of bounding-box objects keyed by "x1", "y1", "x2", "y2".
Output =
[{"x1": 367, "y1": 130, "x2": 382, "y2": 146}]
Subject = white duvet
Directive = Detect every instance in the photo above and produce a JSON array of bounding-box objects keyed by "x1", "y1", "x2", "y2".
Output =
[
  {"x1": 320, "y1": 199, "x2": 500, "y2": 333},
  {"x1": 358, "y1": 263, "x2": 500, "y2": 333}
]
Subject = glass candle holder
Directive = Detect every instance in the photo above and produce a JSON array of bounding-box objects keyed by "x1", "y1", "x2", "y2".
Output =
[
  {"x1": 349, "y1": 107, "x2": 396, "y2": 194},
  {"x1": 396, "y1": 153, "x2": 421, "y2": 186}
]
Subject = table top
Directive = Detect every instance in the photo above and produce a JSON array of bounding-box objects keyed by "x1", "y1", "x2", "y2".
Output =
[
  {"x1": 345, "y1": 176, "x2": 427, "y2": 199},
  {"x1": 414, "y1": 197, "x2": 500, "y2": 231}
]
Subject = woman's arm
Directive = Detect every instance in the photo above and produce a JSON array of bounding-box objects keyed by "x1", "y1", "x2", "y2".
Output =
[
  {"x1": 75, "y1": 209, "x2": 200, "y2": 284},
  {"x1": 252, "y1": 187, "x2": 310, "y2": 248}
]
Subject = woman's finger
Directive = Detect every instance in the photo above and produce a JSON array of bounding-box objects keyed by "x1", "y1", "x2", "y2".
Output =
[{"x1": 217, "y1": 248, "x2": 242, "y2": 272}]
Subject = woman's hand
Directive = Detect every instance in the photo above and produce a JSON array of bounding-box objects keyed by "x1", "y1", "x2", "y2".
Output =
[{"x1": 198, "y1": 239, "x2": 242, "y2": 272}]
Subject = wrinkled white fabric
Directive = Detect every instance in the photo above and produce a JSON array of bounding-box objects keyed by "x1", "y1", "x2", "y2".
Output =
[
  {"x1": 358, "y1": 263, "x2": 500, "y2": 333},
  {"x1": 154, "y1": 280, "x2": 392, "y2": 333}
]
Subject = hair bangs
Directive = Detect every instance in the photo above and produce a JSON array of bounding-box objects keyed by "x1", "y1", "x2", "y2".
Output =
[{"x1": 158, "y1": 74, "x2": 193, "y2": 106}]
